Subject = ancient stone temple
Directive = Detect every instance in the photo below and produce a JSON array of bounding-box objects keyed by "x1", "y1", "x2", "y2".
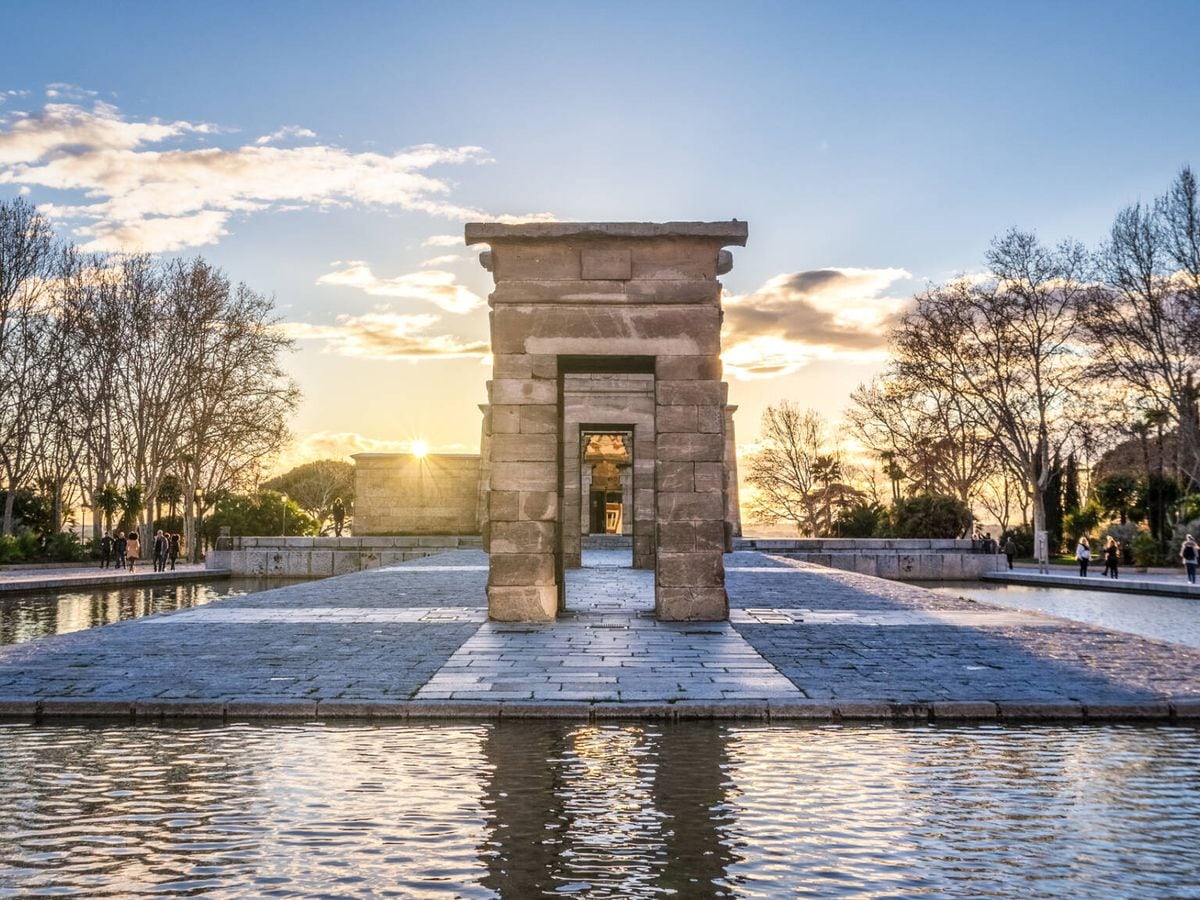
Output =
[{"x1": 468, "y1": 221, "x2": 747, "y2": 622}]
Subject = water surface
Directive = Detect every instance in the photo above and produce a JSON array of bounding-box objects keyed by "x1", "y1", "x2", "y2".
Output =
[
  {"x1": 0, "y1": 579, "x2": 308, "y2": 646},
  {"x1": 926, "y1": 582, "x2": 1200, "y2": 649},
  {"x1": 0, "y1": 721, "x2": 1197, "y2": 897}
]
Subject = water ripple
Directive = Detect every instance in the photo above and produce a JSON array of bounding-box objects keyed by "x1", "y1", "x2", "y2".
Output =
[{"x1": 0, "y1": 722, "x2": 1198, "y2": 897}]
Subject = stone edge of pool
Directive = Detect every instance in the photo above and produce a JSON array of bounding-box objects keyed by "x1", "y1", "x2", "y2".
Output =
[{"x1": 2, "y1": 698, "x2": 1198, "y2": 723}]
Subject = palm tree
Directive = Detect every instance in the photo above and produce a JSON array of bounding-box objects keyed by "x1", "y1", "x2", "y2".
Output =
[
  {"x1": 93, "y1": 483, "x2": 122, "y2": 533},
  {"x1": 121, "y1": 485, "x2": 144, "y2": 537},
  {"x1": 159, "y1": 474, "x2": 183, "y2": 524}
]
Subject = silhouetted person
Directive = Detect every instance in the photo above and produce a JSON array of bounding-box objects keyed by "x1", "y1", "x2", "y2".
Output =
[
  {"x1": 114, "y1": 531, "x2": 127, "y2": 570},
  {"x1": 1002, "y1": 536, "x2": 1016, "y2": 570},
  {"x1": 99, "y1": 531, "x2": 113, "y2": 569},
  {"x1": 169, "y1": 533, "x2": 180, "y2": 570},
  {"x1": 153, "y1": 529, "x2": 168, "y2": 572},
  {"x1": 332, "y1": 497, "x2": 346, "y2": 537},
  {"x1": 1104, "y1": 536, "x2": 1119, "y2": 579},
  {"x1": 1075, "y1": 536, "x2": 1090, "y2": 577},
  {"x1": 1181, "y1": 534, "x2": 1198, "y2": 584}
]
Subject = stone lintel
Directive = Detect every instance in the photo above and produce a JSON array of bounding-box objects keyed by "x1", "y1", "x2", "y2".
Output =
[{"x1": 466, "y1": 220, "x2": 748, "y2": 246}]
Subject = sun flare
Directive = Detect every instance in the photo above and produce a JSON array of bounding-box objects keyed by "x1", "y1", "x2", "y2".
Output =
[{"x1": 411, "y1": 439, "x2": 429, "y2": 458}]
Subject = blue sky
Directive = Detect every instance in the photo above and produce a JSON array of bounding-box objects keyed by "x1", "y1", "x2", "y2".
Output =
[{"x1": 2, "y1": 1, "x2": 1198, "y2": 465}]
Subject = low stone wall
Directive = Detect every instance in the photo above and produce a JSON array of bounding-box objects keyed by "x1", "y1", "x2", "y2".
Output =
[
  {"x1": 207, "y1": 535, "x2": 483, "y2": 578},
  {"x1": 734, "y1": 538, "x2": 1005, "y2": 580}
]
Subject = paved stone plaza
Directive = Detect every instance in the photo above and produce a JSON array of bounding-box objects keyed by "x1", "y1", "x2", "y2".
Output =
[{"x1": 1, "y1": 549, "x2": 1200, "y2": 721}]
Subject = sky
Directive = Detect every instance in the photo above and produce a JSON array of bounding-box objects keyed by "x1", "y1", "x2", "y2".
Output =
[{"x1": 2, "y1": 1, "x2": 1199, "y2": 472}]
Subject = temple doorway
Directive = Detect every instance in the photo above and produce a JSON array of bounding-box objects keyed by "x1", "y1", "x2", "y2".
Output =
[{"x1": 580, "y1": 429, "x2": 633, "y2": 569}]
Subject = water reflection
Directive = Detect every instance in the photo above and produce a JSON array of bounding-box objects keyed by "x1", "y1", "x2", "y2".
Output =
[
  {"x1": 1, "y1": 722, "x2": 1198, "y2": 897},
  {"x1": 0, "y1": 578, "x2": 307, "y2": 646}
]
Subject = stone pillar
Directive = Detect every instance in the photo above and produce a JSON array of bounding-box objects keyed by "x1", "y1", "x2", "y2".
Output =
[
  {"x1": 468, "y1": 221, "x2": 747, "y2": 622},
  {"x1": 484, "y1": 354, "x2": 560, "y2": 621},
  {"x1": 724, "y1": 400, "x2": 741, "y2": 543},
  {"x1": 655, "y1": 355, "x2": 729, "y2": 620}
]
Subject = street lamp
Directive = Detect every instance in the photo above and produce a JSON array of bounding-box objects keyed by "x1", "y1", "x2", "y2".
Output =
[
  {"x1": 281, "y1": 492, "x2": 288, "y2": 537},
  {"x1": 193, "y1": 487, "x2": 204, "y2": 564}
]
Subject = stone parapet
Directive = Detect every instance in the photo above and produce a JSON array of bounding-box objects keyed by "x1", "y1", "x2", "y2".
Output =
[{"x1": 206, "y1": 535, "x2": 482, "y2": 577}]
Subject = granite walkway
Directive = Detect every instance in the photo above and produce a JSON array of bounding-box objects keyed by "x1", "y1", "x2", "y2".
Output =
[{"x1": 1, "y1": 549, "x2": 1199, "y2": 721}]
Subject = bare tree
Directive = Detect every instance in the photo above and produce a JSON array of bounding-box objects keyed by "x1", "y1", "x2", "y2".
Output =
[
  {"x1": 1086, "y1": 167, "x2": 1200, "y2": 488},
  {"x1": 848, "y1": 372, "x2": 995, "y2": 506},
  {"x1": 745, "y1": 403, "x2": 841, "y2": 535},
  {"x1": 0, "y1": 198, "x2": 55, "y2": 533},
  {"x1": 892, "y1": 230, "x2": 1090, "y2": 537}
]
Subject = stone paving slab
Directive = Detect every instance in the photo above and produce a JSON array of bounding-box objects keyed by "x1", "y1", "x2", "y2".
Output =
[{"x1": 0, "y1": 549, "x2": 1199, "y2": 721}]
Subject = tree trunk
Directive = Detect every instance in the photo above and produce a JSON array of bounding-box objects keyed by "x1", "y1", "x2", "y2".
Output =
[
  {"x1": 2, "y1": 485, "x2": 15, "y2": 536},
  {"x1": 1032, "y1": 489, "x2": 1047, "y2": 541}
]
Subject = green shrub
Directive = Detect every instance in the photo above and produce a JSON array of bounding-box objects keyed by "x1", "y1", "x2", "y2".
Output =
[
  {"x1": 888, "y1": 494, "x2": 972, "y2": 539},
  {"x1": 1130, "y1": 531, "x2": 1164, "y2": 567},
  {"x1": 44, "y1": 532, "x2": 86, "y2": 562},
  {"x1": 834, "y1": 503, "x2": 886, "y2": 538}
]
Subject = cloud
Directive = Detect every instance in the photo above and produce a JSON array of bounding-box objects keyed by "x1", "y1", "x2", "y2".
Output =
[
  {"x1": 317, "y1": 263, "x2": 482, "y2": 313},
  {"x1": 45, "y1": 83, "x2": 97, "y2": 101},
  {"x1": 423, "y1": 234, "x2": 463, "y2": 247},
  {"x1": 282, "y1": 310, "x2": 489, "y2": 360},
  {"x1": 420, "y1": 253, "x2": 462, "y2": 267},
  {"x1": 0, "y1": 97, "x2": 555, "y2": 252},
  {"x1": 721, "y1": 267, "x2": 911, "y2": 379},
  {"x1": 254, "y1": 125, "x2": 317, "y2": 145}
]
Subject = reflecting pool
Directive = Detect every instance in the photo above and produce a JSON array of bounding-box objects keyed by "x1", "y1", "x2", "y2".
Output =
[
  {"x1": 0, "y1": 579, "x2": 307, "y2": 647},
  {"x1": 0, "y1": 721, "x2": 1197, "y2": 897},
  {"x1": 925, "y1": 582, "x2": 1200, "y2": 649}
]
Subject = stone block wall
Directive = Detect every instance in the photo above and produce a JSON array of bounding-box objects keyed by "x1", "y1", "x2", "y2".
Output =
[
  {"x1": 468, "y1": 221, "x2": 748, "y2": 622},
  {"x1": 207, "y1": 535, "x2": 482, "y2": 577},
  {"x1": 352, "y1": 453, "x2": 481, "y2": 535},
  {"x1": 733, "y1": 538, "x2": 1005, "y2": 580}
]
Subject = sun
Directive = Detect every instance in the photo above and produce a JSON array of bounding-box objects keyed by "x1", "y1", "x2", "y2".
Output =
[{"x1": 411, "y1": 439, "x2": 429, "y2": 459}]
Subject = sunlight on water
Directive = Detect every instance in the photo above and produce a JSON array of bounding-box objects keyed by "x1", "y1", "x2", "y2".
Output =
[
  {"x1": 925, "y1": 582, "x2": 1200, "y2": 649},
  {"x1": 0, "y1": 579, "x2": 306, "y2": 646},
  {"x1": 0, "y1": 722, "x2": 1197, "y2": 897}
]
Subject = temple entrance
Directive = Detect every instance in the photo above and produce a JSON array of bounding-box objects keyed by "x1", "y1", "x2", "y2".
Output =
[
  {"x1": 583, "y1": 435, "x2": 629, "y2": 535},
  {"x1": 470, "y1": 220, "x2": 747, "y2": 622},
  {"x1": 579, "y1": 429, "x2": 634, "y2": 572}
]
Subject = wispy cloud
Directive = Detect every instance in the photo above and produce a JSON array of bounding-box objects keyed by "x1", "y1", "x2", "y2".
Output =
[
  {"x1": 0, "y1": 96, "x2": 554, "y2": 252},
  {"x1": 721, "y1": 267, "x2": 911, "y2": 379},
  {"x1": 423, "y1": 234, "x2": 463, "y2": 247},
  {"x1": 316, "y1": 262, "x2": 482, "y2": 314},
  {"x1": 254, "y1": 124, "x2": 317, "y2": 145},
  {"x1": 420, "y1": 253, "x2": 462, "y2": 268},
  {"x1": 282, "y1": 310, "x2": 489, "y2": 360}
]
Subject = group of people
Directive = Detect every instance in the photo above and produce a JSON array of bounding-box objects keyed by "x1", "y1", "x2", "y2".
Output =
[
  {"x1": 1072, "y1": 536, "x2": 1124, "y2": 579},
  {"x1": 99, "y1": 529, "x2": 181, "y2": 572}
]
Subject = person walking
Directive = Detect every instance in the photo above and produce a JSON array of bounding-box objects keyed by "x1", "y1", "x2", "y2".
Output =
[
  {"x1": 153, "y1": 529, "x2": 168, "y2": 572},
  {"x1": 114, "y1": 531, "x2": 127, "y2": 571},
  {"x1": 99, "y1": 531, "x2": 113, "y2": 569},
  {"x1": 1075, "y1": 536, "x2": 1091, "y2": 577},
  {"x1": 1182, "y1": 535, "x2": 1199, "y2": 584},
  {"x1": 126, "y1": 529, "x2": 141, "y2": 573},
  {"x1": 1104, "y1": 536, "x2": 1120, "y2": 579},
  {"x1": 168, "y1": 533, "x2": 180, "y2": 571},
  {"x1": 1002, "y1": 535, "x2": 1016, "y2": 570}
]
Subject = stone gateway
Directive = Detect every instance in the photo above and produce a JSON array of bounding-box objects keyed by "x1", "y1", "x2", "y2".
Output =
[{"x1": 468, "y1": 221, "x2": 747, "y2": 622}]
